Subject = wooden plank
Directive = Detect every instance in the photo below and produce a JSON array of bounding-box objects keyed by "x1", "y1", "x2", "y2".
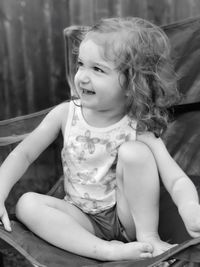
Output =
[
  {"x1": 19, "y1": 0, "x2": 37, "y2": 114},
  {"x1": 173, "y1": 0, "x2": 193, "y2": 21},
  {"x1": 54, "y1": 0, "x2": 71, "y2": 103},
  {"x1": 48, "y1": 0, "x2": 71, "y2": 104},
  {"x1": 2, "y1": 0, "x2": 27, "y2": 117},
  {"x1": 94, "y1": 0, "x2": 110, "y2": 21},
  {"x1": 80, "y1": 0, "x2": 94, "y2": 26},
  {"x1": 118, "y1": 0, "x2": 146, "y2": 18},
  {"x1": 19, "y1": 0, "x2": 35, "y2": 114},
  {"x1": 43, "y1": 0, "x2": 55, "y2": 105},
  {"x1": 0, "y1": 0, "x2": 71, "y2": 119},
  {"x1": 69, "y1": 0, "x2": 81, "y2": 25},
  {"x1": 191, "y1": 0, "x2": 200, "y2": 17},
  {"x1": 21, "y1": 0, "x2": 51, "y2": 111},
  {"x1": 0, "y1": 3, "x2": 7, "y2": 120},
  {"x1": 107, "y1": 0, "x2": 117, "y2": 17},
  {"x1": 146, "y1": 0, "x2": 170, "y2": 25}
]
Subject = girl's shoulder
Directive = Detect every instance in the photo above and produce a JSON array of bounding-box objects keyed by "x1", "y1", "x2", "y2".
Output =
[
  {"x1": 50, "y1": 100, "x2": 72, "y2": 135},
  {"x1": 48, "y1": 100, "x2": 70, "y2": 118},
  {"x1": 51, "y1": 100, "x2": 70, "y2": 114},
  {"x1": 42, "y1": 101, "x2": 70, "y2": 133}
]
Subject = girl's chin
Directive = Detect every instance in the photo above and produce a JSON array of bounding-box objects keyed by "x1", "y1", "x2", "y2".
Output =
[
  {"x1": 80, "y1": 94, "x2": 96, "y2": 103},
  {"x1": 80, "y1": 98, "x2": 95, "y2": 107}
]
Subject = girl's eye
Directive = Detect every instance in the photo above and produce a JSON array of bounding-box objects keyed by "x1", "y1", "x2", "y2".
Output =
[
  {"x1": 77, "y1": 61, "x2": 83, "y2": 69},
  {"x1": 93, "y1": 66, "x2": 104, "y2": 73}
]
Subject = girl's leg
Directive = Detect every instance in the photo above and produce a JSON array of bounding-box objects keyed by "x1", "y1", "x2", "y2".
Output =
[
  {"x1": 116, "y1": 141, "x2": 176, "y2": 256},
  {"x1": 16, "y1": 192, "x2": 153, "y2": 261}
]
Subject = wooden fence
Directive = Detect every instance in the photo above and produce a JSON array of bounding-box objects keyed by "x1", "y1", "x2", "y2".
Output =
[{"x1": 1, "y1": 0, "x2": 200, "y2": 120}]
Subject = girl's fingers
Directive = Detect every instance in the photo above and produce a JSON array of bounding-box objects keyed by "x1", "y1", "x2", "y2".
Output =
[{"x1": 1, "y1": 210, "x2": 12, "y2": 232}]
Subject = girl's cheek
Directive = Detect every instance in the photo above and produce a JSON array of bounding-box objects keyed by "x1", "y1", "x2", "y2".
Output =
[
  {"x1": 74, "y1": 74, "x2": 78, "y2": 85},
  {"x1": 74, "y1": 69, "x2": 83, "y2": 84}
]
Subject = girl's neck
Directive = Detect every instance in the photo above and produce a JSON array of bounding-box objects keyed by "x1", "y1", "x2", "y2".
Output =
[{"x1": 81, "y1": 106, "x2": 126, "y2": 128}]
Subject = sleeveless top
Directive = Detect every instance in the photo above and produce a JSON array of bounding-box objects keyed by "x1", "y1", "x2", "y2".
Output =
[{"x1": 61, "y1": 100, "x2": 137, "y2": 214}]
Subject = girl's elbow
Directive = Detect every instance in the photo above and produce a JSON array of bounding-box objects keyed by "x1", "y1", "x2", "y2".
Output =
[{"x1": 170, "y1": 176, "x2": 190, "y2": 195}]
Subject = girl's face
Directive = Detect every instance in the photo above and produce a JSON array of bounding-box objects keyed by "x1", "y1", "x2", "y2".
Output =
[{"x1": 74, "y1": 39, "x2": 127, "y2": 114}]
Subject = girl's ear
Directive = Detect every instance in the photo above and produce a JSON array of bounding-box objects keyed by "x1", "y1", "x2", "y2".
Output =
[{"x1": 125, "y1": 81, "x2": 135, "y2": 96}]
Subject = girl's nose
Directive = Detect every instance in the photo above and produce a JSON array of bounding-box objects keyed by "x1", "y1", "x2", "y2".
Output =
[{"x1": 77, "y1": 69, "x2": 90, "y2": 84}]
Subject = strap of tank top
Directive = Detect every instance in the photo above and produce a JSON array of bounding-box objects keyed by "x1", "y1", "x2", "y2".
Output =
[{"x1": 64, "y1": 100, "x2": 75, "y2": 143}]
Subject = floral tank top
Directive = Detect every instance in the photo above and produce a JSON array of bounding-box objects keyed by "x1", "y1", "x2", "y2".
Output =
[{"x1": 61, "y1": 100, "x2": 137, "y2": 214}]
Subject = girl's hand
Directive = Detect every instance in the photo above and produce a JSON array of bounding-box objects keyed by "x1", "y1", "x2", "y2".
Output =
[
  {"x1": 137, "y1": 132, "x2": 158, "y2": 145},
  {"x1": 136, "y1": 132, "x2": 164, "y2": 152},
  {"x1": 179, "y1": 202, "x2": 200, "y2": 238},
  {"x1": 0, "y1": 203, "x2": 12, "y2": 232}
]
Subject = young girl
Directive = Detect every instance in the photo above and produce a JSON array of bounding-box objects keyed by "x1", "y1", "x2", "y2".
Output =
[{"x1": 0, "y1": 17, "x2": 200, "y2": 261}]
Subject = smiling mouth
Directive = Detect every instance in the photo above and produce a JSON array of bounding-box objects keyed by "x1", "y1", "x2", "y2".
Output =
[{"x1": 82, "y1": 89, "x2": 95, "y2": 95}]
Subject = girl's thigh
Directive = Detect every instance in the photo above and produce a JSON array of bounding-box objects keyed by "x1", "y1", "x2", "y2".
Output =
[{"x1": 16, "y1": 192, "x2": 95, "y2": 234}]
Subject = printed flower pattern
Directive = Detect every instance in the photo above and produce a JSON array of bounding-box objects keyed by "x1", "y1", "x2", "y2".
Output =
[
  {"x1": 101, "y1": 173, "x2": 116, "y2": 194},
  {"x1": 61, "y1": 105, "x2": 137, "y2": 213},
  {"x1": 84, "y1": 193, "x2": 98, "y2": 210},
  {"x1": 72, "y1": 113, "x2": 79, "y2": 126},
  {"x1": 76, "y1": 168, "x2": 97, "y2": 184},
  {"x1": 76, "y1": 130, "x2": 100, "y2": 154}
]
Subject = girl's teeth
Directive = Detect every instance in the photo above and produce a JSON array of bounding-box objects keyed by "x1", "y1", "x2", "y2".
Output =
[{"x1": 83, "y1": 89, "x2": 95, "y2": 95}]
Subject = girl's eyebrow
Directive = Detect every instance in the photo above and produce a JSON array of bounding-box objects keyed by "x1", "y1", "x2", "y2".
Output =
[
  {"x1": 95, "y1": 63, "x2": 113, "y2": 71},
  {"x1": 78, "y1": 57, "x2": 113, "y2": 71}
]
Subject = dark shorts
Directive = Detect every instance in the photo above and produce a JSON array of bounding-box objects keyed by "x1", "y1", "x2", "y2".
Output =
[{"x1": 86, "y1": 205, "x2": 129, "y2": 243}]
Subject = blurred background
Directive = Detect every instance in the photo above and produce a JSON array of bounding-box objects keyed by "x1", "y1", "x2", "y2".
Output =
[{"x1": 1, "y1": 0, "x2": 200, "y2": 120}]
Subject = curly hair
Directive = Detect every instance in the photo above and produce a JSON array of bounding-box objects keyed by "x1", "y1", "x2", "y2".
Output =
[{"x1": 80, "y1": 17, "x2": 180, "y2": 137}]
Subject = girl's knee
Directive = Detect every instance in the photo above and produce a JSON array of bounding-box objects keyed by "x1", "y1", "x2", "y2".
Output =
[
  {"x1": 16, "y1": 192, "x2": 40, "y2": 221},
  {"x1": 118, "y1": 141, "x2": 154, "y2": 166}
]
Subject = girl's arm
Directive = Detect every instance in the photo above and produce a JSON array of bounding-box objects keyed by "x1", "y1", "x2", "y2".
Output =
[
  {"x1": 0, "y1": 103, "x2": 68, "y2": 199},
  {"x1": 137, "y1": 133, "x2": 199, "y2": 215},
  {"x1": 0, "y1": 102, "x2": 69, "y2": 229}
]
